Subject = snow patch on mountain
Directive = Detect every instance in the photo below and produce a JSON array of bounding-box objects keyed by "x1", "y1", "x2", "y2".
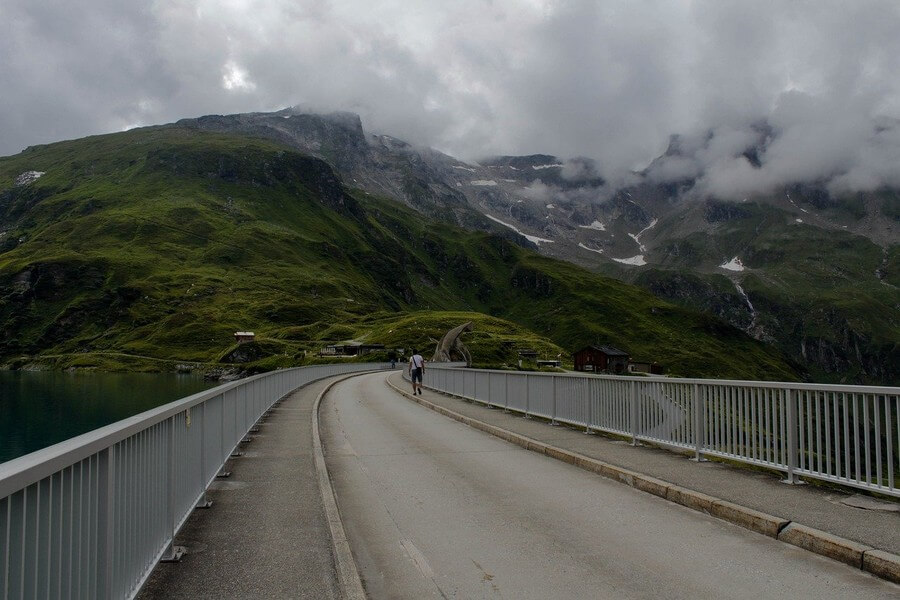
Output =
[
  {"x1": 612, "y1": 254, "x2": 646, "y2": 266},
  {"x1": 15, "y1": 171, "x2": 45, "y2": 186},
  {"x1": 719, "y1": 257, "x2": 745, "y2": 272},
  {"x1": 578, "y1": 243, "x2": 604, "y2": 254},
  {"x1": 579, "y1": 220, "x2": 606, "y2": 231},
  {"x1": 485, "y1": 214, "x2": 554, "y2": 245},
  {"x1": 531, "y1": 164, "x2": 564, "y2": 170},
  {"x1": 786, "y1": 192, "x2": 809, "y2": 214},
  {"x1": 470, "y1": 180, "x2": 498, "y2": 186},
  {"x1": 627, "y1": 218, "x2": 658, "y2": 251}
]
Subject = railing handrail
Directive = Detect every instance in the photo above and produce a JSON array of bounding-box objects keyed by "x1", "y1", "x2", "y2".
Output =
[
  {"x1": 0, "y1": 364, "x2": 375, "y2": 501},
  {"x1": 1, "y1": 362, "x2": 393, "y2": 600},
  {"x1": 423, "y1": 364, "x2": 899, "y2": 498},
  {"x1": 425, "y1": 362, "x2": 900, "y2": 394}
]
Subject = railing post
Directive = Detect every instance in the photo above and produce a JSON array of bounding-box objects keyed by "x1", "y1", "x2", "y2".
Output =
[
  {"x1": 486, "y1": 373, "x2": 496, "y2": 409},
  {"x1": 584, "y1": 378, "x2": 595, "y2": 434},
  {"x1": 217, "y1": 394, "x2": 231, "y2": 479},
  {"x1": 630, "y1": 380, "x2": 639, "y2": 445},
  {"x1": 220, "y1": 393, "x2": 226, "y2": 458},
  {"x1": 96, "y1": 447, "x2": 115, "y2": 599},
  {"x1": 691, "y1": 383, "x2": 707, "y2": 462},
  {"x1": 231, "y1": 392, "x2": 242, "y2": 457},
  {"x1": 197, "y1": 403, "x2": 212, "y2": 508},
  {"x1": 782, "y1": 388, "x2": 804, "y2": 485},
  {"x1": 551, "y1": 376, "x2": 559, "y2": 426},
  {"x1": 524, "y1": 374, "x2": 532, "y2": 419},
  {"x1": 504, "y1": 372, "x2": 510, "y2": 412},
  {"x1": 161, "y1": 417, "x2": 184, "y2": 562}
]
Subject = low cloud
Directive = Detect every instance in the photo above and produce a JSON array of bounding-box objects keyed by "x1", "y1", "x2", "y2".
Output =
[
  {"x1": 520, "y1": 178, "x2": 612, "y2": 206},
  {"x1": 520, "y1": 180, "x2": 554, "y2": 203},
  {"x1": 646, "y1": 91, "x2": 900, "y2": 199}
]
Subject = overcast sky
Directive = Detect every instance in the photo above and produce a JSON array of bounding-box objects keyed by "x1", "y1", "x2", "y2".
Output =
[{"x1": 3, "y1": 0, "x2": 900, "y2": 197}]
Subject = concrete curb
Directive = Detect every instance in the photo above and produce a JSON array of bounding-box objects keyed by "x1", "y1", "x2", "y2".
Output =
[
  {"x1": 312, "y1": 373, "x2": 374, "y2": 600},
  {"x1": 777, "y1": 523, "x2": 872, "y2": 568},
  {"x1": 863, "y1": 550, "x2": 900, "y2": 584},
  {"x1": 386, "y1": 376, "x2": 900, "y2": 586}
]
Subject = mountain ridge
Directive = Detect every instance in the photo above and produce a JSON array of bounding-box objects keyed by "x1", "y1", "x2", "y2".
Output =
[
  {"x1": 0, "y1": 125, "x2": 801, "y2": 381},
  {"x1": 166, "y1": 109, "x2": 898, "y2": 384}
]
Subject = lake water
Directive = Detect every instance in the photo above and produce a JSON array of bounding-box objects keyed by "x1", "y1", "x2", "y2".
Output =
[{"x1": 0, "y1": 370, "x2": 217, "y2": 464}]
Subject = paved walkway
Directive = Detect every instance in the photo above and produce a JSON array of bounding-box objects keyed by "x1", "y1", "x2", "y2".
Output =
[
  {"x1": 388, "y1": 372, "x2": 900, "y2": 556},
  {"x1": 138, "y1": 376, "x2": 345, "y2": 600}
]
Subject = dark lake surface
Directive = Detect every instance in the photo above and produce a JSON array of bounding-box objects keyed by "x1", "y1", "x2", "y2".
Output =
[{"x1": 0, "y1": 370, "x2": 217, "y2": 464}]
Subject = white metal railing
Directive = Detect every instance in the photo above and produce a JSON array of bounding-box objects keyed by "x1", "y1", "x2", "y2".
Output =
[
  {"x1": 423, "y1": 365, "x2": 900, "y2": 498},
  {"x1": 0, "y1": 362, "x2": 389, "y2": 600}
]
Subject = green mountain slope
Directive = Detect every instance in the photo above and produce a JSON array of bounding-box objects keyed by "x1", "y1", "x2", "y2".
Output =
[
  {"x1": 160, "y1": 110, "x2": 898, "y2": 384},
  {"x1": 630, "y1": 199, "x2": 899, "y2": 384},
  {"x1": 0, "y1": 127, "x2": 799, "y2": 380}
]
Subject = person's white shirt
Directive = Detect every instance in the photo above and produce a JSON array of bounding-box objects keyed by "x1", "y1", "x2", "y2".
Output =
[{"x1": 409, "y1": 354, "x2": 425, "y2": 369}]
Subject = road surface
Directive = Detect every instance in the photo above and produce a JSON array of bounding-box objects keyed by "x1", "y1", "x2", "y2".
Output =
[{"x1": 321, "y1": 372, "x2": 896, "y2": 599}]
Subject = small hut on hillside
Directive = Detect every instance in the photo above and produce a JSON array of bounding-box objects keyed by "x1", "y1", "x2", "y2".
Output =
[
  {"x1": 573, "y1": 345, "x2": 629, "y2": 374},
  {"x1": 320, "y1": 342, "x2": 385, "y2": 356},
  {"x1": 234, "y1": 332, "x2": 256, "y2": 344}
]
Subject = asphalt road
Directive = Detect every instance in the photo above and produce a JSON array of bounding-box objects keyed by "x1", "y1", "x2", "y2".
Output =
[{"x1": 321, "y1": 372, "x2": 898, "y2": 600}]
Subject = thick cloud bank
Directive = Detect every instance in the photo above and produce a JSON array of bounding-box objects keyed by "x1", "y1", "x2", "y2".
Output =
[
  {"x1": 3, "y1": 1, "x2": 900, "y2": 198},
  {"x1": 645, "y1": 93, "x2": 900, "y2": 199}
]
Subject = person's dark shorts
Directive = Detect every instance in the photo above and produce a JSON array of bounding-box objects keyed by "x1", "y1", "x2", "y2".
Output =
[{"x1": 411, "y1": 367, "x2": 423, "y2": 383}]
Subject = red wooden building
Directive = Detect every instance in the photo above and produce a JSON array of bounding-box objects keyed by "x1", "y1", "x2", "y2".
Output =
[{"x1": 573, "y1": 345, "x2": 629, "y2": 374}]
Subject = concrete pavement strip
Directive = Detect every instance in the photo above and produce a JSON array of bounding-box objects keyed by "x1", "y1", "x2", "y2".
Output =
[
  {"x1": 313, "y1": 373, "x2": 373, "y2": 600},
  {"x1": 138, "y1": 370, "x2": 381, "y2": 600},
  {"x1": 385, "y1": 375, "x2": 900, "y2": 585}
]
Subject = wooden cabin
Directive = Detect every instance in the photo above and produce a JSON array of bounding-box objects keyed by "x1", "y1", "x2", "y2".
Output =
[
  {"x1": 234, "y1": 331, "x2": 256, "y2": 344},
  {"x1": 320, "y1": 342, "x2": 385, "y2": 356},
  {"x1": 573, "y1": 345, "x2": 629, "y2": 374}
]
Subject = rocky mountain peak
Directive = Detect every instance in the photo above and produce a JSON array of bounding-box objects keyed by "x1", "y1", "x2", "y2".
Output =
[{"x1": 175, "y1": 110, "x2": 371, "y2": 174}]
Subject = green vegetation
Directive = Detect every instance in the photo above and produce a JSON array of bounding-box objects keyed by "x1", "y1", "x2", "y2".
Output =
[
  {"x1": 632, "y1": 200, "x2": 899, "y2": 384},
  {"x1": 0, "y1": 127, "x2": 800, "y2": 380},
  {"x1": 326, "y1": 311, "x2": 567, "y2": 369}
]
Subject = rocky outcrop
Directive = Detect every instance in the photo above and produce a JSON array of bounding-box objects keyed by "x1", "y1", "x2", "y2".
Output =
[
  {"x1": 704, "y1": 200, "x2": 751, "y2": 223},
  {"x1": 432, "y1": 322, "x2": 473, "y2": 364},
  {"x1": 176, "y1": 110, "x2": 372, "y2": 177}
]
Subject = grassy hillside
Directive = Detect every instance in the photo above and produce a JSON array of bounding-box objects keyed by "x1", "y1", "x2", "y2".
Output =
[
  {"x1": 0, "y1": 127, "x2": 799, "y2": 381},
  {"x1": 633, "y1": 201, "x2": 899, "y2": 384}
]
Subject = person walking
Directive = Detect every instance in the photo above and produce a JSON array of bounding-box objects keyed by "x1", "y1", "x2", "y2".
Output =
[{"x1": 408, "y1": 349, "x2": 425, "y2": 395}]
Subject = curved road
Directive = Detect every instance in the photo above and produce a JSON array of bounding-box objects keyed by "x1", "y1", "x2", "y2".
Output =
[{"x1": 321, "y1": 372, "x2": 896, "y2": 599}]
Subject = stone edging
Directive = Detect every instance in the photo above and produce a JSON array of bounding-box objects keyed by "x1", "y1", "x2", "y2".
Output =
[
  {"x1": 312, "y1": 373, "x2": 373, "y2": 600},
  {"x1": 386, "y1": 377, "x2": 900, "y2": 585}
]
